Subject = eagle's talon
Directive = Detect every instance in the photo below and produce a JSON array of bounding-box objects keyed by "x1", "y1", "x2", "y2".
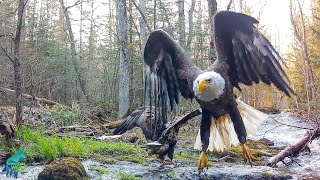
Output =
[
  {"x1": 162, "y1": 159, "x2": 176, "y2": 165},
  {"x1": 198, "y1": 151, "x2": 208, "y2": 172},
  {"x1": 242, "y1": 143, "x2": 256, "y2": 166}
]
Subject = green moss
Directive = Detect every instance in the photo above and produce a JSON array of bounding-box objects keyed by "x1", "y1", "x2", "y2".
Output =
[
  {"x1": 261, "y1": 171, "x2": 272, "y2": 177},
  {"x1": 89, "y1": 165, "x2": 111, "y2": 175},
  {"x1": 229, "y1": 140, "x2": 272, "y2": 157},
  {"x1": 119, "y1": 155, "x2": 144, "y2": 163},
  {"x1": 94, "y1": 156, "x2": 117, "y2": 164},
  {"x1": 207, "y1": 161, "x2": 214, "y2": 167},
  {"x1": 117, "y1": 172, "x2": 142, "y2": 180},
  {"x1": 174, "y1": 150, "x2": 198, "y2": 160},
  {"x1": 167, "y1": 170, "x2": 175, "y2": 178},
  {"x1": 38, "y1": 157, "x2": 89, "y2": 180}
]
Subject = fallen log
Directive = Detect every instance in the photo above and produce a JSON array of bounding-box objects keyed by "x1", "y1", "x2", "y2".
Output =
[
  {"x1": 0, "y1": 87, "x2": 61, "y2": 106},
  {"x1": 267, "y1": 128, "x2": 320, "y2": 167}
]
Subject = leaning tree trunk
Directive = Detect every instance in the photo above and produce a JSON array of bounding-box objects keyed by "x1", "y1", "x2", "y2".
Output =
[
  {"x1": 118, "y1": 0, "x2": 131, "y2": 118},
  {"x1": 207, "y1": 0, "x2": 217, "y2": 62},
  {"x1": 13, "y1": 0, "x2": 27, "y2": 129},
  {"x1": 59, "y1": 0, "x2": 91, "y2": 103}
]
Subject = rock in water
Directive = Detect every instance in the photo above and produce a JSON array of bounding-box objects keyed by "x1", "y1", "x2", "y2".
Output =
[{"x1": 38, "y1": 157, "x2": 89, "y2": 180}]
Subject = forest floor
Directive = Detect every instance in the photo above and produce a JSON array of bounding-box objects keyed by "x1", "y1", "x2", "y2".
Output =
[{"x1": 0, "y1": 105, "x2": 320, "y2": 179}]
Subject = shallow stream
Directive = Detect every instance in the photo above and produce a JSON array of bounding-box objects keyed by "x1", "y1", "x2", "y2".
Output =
[{"x1": 1, "y1": 112, "x2": 319, "y2": 179}]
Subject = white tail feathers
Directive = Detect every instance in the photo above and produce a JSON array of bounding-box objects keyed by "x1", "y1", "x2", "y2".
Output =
[{"x1": 194, "y1": 99, "x2": 268, "y2": 152}]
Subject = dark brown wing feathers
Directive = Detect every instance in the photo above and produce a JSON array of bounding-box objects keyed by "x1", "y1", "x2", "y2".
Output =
[
  {"x1": 113, "y1": 106, "x2": 161, "y2": 140},
  {"x1": 214, "y1": 11, "x2": 294, "y2": 96},
  {"x1": 144, "y1": 30, "x2": 201, "y2": 110}
]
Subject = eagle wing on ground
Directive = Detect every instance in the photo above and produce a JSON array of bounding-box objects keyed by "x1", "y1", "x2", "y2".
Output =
[{"x1": 113, "y1": 106, "x2": 158, "y2": 140}]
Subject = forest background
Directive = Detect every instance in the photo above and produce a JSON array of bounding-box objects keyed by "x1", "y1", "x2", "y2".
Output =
[{"x1": 0, "y1": 0, "x2": 319, "y2": 127}]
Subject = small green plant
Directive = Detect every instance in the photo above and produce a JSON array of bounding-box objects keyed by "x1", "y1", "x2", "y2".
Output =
[
  {"x1": 167, "y1": 170, "x2": 175, "y2": 178},
  {"x1": 89, "y1": 165, "x2": 111, "y2": 175},
  {"x1": 50, "y1": 104, "x2": 81, "y2": 125},
  {"x1": 9, "y1": 127, "x2": 144, "y2": 163},
  {"x1": 117, "y1": 172, "x2": 142, "y2": 180},
  {"x1": 261, "y1": 171, "x2": 272, "y2": 177},
  {"x1": 119, "y1": 155, "x2": 144, "y2": 163}
]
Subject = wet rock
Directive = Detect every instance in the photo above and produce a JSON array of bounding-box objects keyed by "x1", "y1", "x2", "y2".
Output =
[
  {"x1": 259, "y1": 138, "x2": 275, "y2": 146},
  {"x1": 38, "y1": 157, "x2": 89, "y2": 180},
  {"x1": 129, "y1": 136, "x2": 139, "y2": 143},
  {"x1": 257, "y1": 108, "x2": 280, "y2": 114}
]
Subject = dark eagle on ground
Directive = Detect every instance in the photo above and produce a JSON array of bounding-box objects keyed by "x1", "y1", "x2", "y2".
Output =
[{"x1": 114, "y1": 11, "x2": 294, "y2": 171}]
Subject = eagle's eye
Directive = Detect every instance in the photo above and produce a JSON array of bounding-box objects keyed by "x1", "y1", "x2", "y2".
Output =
[{"x1": 207, "y1": 78, "x2": 212, "y2": 83}]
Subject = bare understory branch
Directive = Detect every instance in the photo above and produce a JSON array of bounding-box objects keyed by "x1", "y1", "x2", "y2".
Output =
[{"x1": 1, "y1": 47, "x2": 14, "y2": 63}]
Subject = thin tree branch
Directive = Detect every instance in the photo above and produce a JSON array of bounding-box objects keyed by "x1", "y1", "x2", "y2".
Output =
[
  {"x1": 0, "y1": 86, "x2": 62, "y2": 106},
  {"x1": 289, "y1": 0, "x2": 303, "y2": 44},
  {"x1": 270, "y1": 117, "x2": 314, "y2": 131},
  {"x1": 66, "y1": 0, "x2": 81, "y2": 9},
  {"x1": 226, "y1": 0, "x2": 233, "y2": 11},
  {"x1": 1, "y1": 47, "x2": 14, "y2": 63},
  {"x1": 131, "y1": 0, "x2": 151, "y2": 32}
]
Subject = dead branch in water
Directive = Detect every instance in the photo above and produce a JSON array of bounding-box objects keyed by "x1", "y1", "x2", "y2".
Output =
[{"x1": 267, "y1": 128, "x2": 320, "y2": 167}]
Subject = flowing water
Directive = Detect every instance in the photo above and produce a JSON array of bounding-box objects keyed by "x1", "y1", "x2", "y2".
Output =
[{"x1": 1, "y1": 112, "x2": 319, "y2": 180}]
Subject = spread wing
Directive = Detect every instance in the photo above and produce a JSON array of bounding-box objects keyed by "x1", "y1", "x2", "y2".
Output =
[
  {"x1": 213, "y1": 11, "x2": 294, "y2": 96},
  {"x1": 143, "y1": 30, "x2": 202, "y2": 140},
  {"x1": 113, "y1": 106, "x2": 157, "y2": 140}
]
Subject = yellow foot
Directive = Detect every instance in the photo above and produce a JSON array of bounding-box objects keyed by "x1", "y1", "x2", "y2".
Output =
[
  {"x1": 198, "y1": 151, "x2": 208, "y2": 172},
  {"x1": 162, "y1": 159, "x2": 176, "y2": 165},
  {"x1": 242, "y1": 143, "x2": 257, "y2": 166}
]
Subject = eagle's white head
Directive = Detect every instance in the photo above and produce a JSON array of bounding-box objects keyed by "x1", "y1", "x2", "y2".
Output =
[{"x1": 193, "y1": 71, "x2": 225, "y2": 102}]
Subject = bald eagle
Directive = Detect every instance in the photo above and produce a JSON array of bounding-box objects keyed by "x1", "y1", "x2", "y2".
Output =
[{"x1": 116, "y1": 11, "x2": 294, "y2": 171}]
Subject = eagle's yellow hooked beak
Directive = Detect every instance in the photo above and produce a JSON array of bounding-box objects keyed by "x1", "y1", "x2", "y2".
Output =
[{"x1": 198, "y1": 80, "x2": 209, "y2": 93}]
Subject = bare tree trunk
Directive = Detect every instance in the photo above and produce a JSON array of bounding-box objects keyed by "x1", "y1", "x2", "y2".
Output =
[
  {"x1": 207, "y1": 0, "x2": 217, "y2": 62},
  {"x1": 153, "y1": 0, "x2": 157, "y2": 29},
  {"x1": 14, "y1": 0, "x2": 27, "y2": 128},
  {"x1": 118, "y1": 0, "x2": 131, "y2": 118},
  {"x1": 138, "y1": 0, "x2": 147, "y2": 107},
  {"x1": 128, "y1": 1, "x2": 134, "y2": 111},
  {"x1": 177, "y1": 0, "x2": 185, "y2": 47},
  {"x1": 186, "y1": 0, "x2": 195, "y2": 50},
  {"x1": 290, "y1": 0, "x2": 317, "y2": 114},
  {"x1": 59, "y1": 0, "x2": 91, "y2": 103}
]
